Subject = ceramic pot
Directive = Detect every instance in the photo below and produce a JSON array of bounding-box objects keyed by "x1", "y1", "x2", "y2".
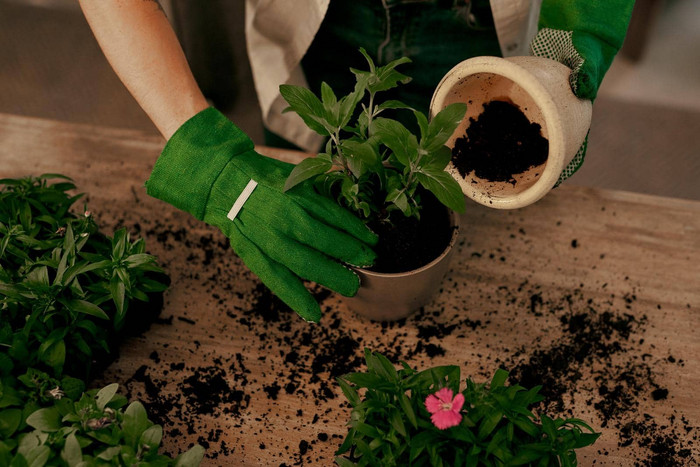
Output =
[
  {"x1": 345, "y1": 209, "x2": 460, "y2": 321},
  {"x1": 429, "y1": 55, "x2": 592, "y2": 209}
]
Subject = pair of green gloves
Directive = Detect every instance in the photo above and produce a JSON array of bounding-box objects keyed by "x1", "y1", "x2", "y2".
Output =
[{"x1": 146, "y1": 0, "x2": 634, "y2": 321}]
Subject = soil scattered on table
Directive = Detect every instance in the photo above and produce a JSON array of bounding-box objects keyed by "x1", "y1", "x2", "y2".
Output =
[
  {"x1": 99, "y1": 214, "x2": 696, "y2": 465},
  {"x1": 451, "y1": 100, "x2": 548, "y2": 184}
]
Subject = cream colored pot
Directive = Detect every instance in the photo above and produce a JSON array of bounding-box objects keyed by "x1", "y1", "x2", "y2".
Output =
[
  {"x1": 430, "y1": 55, "x2": 592, "y2": 209},
  {"x1": 345, "y1": 209, "x2": 460, "y2": 321}
]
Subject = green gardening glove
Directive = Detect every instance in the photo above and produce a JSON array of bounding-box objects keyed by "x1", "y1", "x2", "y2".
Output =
[
  {"x1": 530, "y1": 0, "x2": 635, "y2": 182},
  {"x1": 145, "y1": 107, "x2": 377, "y2": 322}
]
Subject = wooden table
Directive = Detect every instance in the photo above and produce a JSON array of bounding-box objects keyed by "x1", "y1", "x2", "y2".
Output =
[{"x1": 2, "y1": 113, "x2": 698, "y2": 466}]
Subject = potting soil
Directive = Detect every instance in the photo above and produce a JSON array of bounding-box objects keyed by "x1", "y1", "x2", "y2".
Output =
[{"x1": 451, "y1": 100, "x2": 549, "y2": 184}]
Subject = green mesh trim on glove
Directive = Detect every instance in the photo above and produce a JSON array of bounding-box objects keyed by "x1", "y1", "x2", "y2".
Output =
[
  {"x1": 146, "y1": 108, "x2": 377, "y2": 322},
  {"x1": 531, "y1": 0, "x2": 633, "y2": 183},
  {"x1": 532, "y1": 0, "x2": 635, "y2": 100},
  {"x1": 555, "y1": 133, "x2": 588, "y2": 187}
]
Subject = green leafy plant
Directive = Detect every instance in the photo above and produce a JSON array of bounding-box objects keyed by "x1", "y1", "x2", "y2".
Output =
[
  {"x1": 280, "y1": 48, "x2": 467, "y2": 222},
  {"x1": 0, "y1": 175, "x2": 169, "y2": 378},
  {"x1": 0, "y1": 175, "x2": 201, "y2": 465},
  {"x1": 0, "y1": 372, "x2": 203, "y2": 466},
  {"x1": 336, "y1": 350, "x2": 600, "y2": 466}
]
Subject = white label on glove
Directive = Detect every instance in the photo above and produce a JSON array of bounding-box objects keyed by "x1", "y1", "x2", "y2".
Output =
[{"x1": 227, "y1": 179, "x2": 258, "y2": 221}]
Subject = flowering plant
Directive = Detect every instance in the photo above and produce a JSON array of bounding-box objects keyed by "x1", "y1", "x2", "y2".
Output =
[{"x1": 336, "y1": 350, "x2": 599, "y2": 466}]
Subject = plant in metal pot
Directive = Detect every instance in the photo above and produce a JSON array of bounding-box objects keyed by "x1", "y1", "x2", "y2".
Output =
[
  {"x1": 280, "y1": 50, "x2": 467, "y2": 319},
  {"x1": 335, "y1": 350, "x2": 600, "y2": 466}
]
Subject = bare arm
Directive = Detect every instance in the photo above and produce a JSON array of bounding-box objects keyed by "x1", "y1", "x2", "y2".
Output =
[{"x1": 79, "y1": 0, "x2": 209, "y2": 139}]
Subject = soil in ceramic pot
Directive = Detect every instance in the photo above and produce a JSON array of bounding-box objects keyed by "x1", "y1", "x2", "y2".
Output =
[
  {"x1": 366, "y1": 190, "x2": 453, "y2": 273},
  {"x1": 451, "y1": 100, "x2": 549, "y2": 184}
]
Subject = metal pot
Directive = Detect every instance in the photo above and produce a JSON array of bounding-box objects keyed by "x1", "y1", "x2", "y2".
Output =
[{"x1": 345, "y1": 209, "x2": 460, "y2": 321}]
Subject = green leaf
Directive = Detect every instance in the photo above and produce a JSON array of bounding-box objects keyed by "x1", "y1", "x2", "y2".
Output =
[
  {"x1": 421, "y1": 146, "x2": 452, "y2": 172},
  {"x1": 60, "y1": 377, "x2": 85, "y2": 401},
  {"x1": 398, "y1": 394, "x2": 417, "y2": 429},
  {"x1": 0, "y1": 409, "x2": 22, "y2": 437},
  {"x1": 338, "y1": 87, "x2": 365, "y2": 129},
  {"x1": 343, "y1": 372, "x2": 387, "y2": 389},
  {"x1": 140, "y1": 424, "x2": 163, "y2": 452},
  {"x1": 280, "y1": 84, "x2": 332, "y2": 136},
  {"x1": 174, "y1": 444, "x2": 205, "y2": 467},
  {"x1": 95, "y1": 383, "x2": 119, "y2": 411},
  {"x1": 491, "y1": 369, "x2": 509, "y2": 389},
  {"x1": 38, "y1": 337, "x2": 65, "y2": 373},
  {"x1": 0, "y1": 353, "x2": 14, "y2": 376},
  {"x1": 341, "y1": 140, "x2": 380, "y2": 169},
  {"x1": 112, "y1": 229, "x2": 128, "y2": 260},
  {"x1": 415, "y1": 169, "x2": 465, "y2": 213},
  {"x1": 96, "y1": 446, "x2": 121, "y2": 461},
  {"x1": 388, "y1": 409, "x2": 407, "y2": 437},
  {"x1": 25, "y1": 266, "x2": 49, "y2": 287},
  {"x1": 64, "y1": 299, "x2": 109, "y2": 320},
  {"x1": 321, "y1": 82, "x2": 340, "y2": 126},
  {"x1": 38, "y1": 173, "x2": 74, "y2": 181},
  {"x1": 377, "y1": 100, "x2": 413, "y2": 112},
  {"x1": 61, "y1": 432, "x2": 82, "y2": 466},
  {"x1": 478, "y1": 410, "x2": 504, "y2": 440},
  {"x1": 25, "y1": 407, "x2": 62, "y2": 432},
  {"x1": 423, "y1": 103, "x2": 467, "y2": 153},
  {"x1": 284, "y1": 158, "x2": 332, "y2": 192},
  {"x1": 122, "y1": 401, "x2": 150, "y2": 446},
  {"x1": 413, "y1": 110, "x2": 430, "y2": 142},
  {"x1": 337, "y1": 378, "x2": 361, "y2": 407},
  {"x1": 335, "y1": 457, "x2": 356, "y2": 467},
  {"x1": 124, "y1": 253, "x2": 155, "y2": 268},
  {"x1": 110, "y1": 275, "x2": 126, "y2": 318},
  {"x1": 335, "y1": 428, "x2": 356, "y2": 456},
  {"x1": 138, "y1": 277, "x2": 170, "y2": 293},
  {"x1": 371, "y1": 118, "x2": 418, "y2": 168},
  {"x1": 23, "y1": 445, "x2": 50, "y2": 467},
  {"x1": 368, "y1": 57, "x2": 412, "y2": 93}
]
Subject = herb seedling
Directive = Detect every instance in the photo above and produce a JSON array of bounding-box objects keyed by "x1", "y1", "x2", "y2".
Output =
[{"x1": 280, "y1": 49, "x2": 467, "y2": 223}]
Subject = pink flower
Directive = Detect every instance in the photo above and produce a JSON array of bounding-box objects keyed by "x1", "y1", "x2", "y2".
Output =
[{"x1": 425, "y1": 388, "x2": 464, "y2": 430}]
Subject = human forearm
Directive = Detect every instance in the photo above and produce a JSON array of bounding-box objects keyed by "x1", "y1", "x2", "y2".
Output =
[{"x1": 79, "y1": 0, "x2": 209, "y2": 139}]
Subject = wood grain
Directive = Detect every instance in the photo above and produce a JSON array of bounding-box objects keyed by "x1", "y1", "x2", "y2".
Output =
[{"x1": 1, "y1": 113, "x2": 698, "y2": 466}]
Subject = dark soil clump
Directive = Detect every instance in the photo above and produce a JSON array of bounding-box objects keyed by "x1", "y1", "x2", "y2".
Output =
[
  {"x1": 451, "y1": 100, "x2": 548, "y2": 183},
  {"x1": 367, "y1": 190, "x2": 453, "y2": 273}
]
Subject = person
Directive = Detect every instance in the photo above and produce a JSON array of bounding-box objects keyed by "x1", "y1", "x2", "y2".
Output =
[{"x1": 78, "y1": 0, "x2": 634, "y2": 321}]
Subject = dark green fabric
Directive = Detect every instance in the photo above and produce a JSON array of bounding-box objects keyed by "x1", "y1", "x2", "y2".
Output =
[
  {"x1": 539, "y1": 0, "x2": 635, "y2": 100},
  {"x1": 146, "y1": 108, "x2": 378, "y2": 322},
  {"x1": 302, "y1": 0, "x2": 501, "y2": 131}
]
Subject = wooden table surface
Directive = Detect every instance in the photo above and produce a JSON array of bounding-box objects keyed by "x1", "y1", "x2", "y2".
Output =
[{"x1": 2, "y1": 113, "x2": 699, "y2": 466}]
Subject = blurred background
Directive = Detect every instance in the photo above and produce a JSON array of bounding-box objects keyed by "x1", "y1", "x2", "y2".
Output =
[{"x1": 1, "y1": 0, "x2": 699, "y2": 200}]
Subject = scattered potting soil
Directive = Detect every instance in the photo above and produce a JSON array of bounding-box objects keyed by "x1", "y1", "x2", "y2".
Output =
[
  {"x1": 367, "y1": 190, "x2": 453, "y2": 273},
  {"x1": 493, "y1": 285, "x2": 695, "y2": 467},
  {"x1": 451, "y1": 100, "x2": 549, "y2": 184},
  {"x1": 97, "y1": 202, "x2": 696, "y2": 465}
]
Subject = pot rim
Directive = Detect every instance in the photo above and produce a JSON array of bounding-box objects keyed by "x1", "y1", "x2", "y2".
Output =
[{"x1": 354, "y1": 209, "x2": 460, "y2": 278}]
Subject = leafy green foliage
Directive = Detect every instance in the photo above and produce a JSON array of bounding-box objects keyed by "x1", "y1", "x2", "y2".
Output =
[
  {"x1": 0, "y1": 175, "x2": 169, "y2": 379},
  {"x1": 0, "y1": 371, "x2": 204, "y2": 466},
  {"x1": 335, "y1": 350, "x2": 600, "y2": 466},
  {"x1": 0, "y1": 175, "x2": 201, "y2": 465},
  {"x1": 280, "y1": 48, "x2": 466, "y2": 223}
]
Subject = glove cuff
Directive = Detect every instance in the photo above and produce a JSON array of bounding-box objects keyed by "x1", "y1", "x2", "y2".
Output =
[{"x1": 145, "y1": 107, "x2": 254, "y2": 220}]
